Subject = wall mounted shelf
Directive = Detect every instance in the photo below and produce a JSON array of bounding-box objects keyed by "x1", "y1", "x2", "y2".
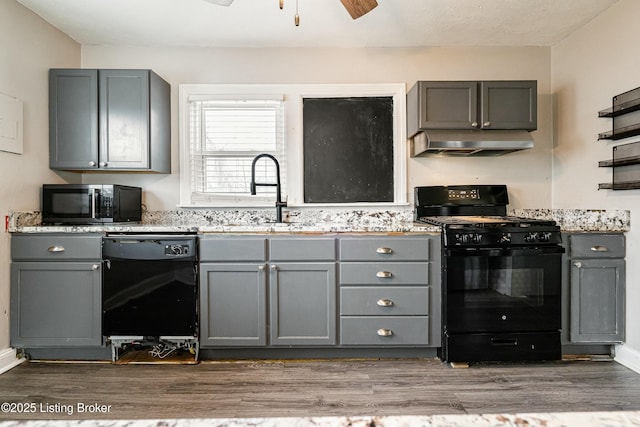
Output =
[
  {"x1": 598, "y1": 86, "x2": 640, "y2": 190},
  {"x1": 598, "y1": 86, "x2": 640, "y2": 141},
  {"x1": 598, "y1": 141, "x2": 640, "y2": 190}
]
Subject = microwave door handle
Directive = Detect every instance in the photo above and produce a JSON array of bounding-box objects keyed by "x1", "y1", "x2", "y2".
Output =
[{"x1": 90, "y1": 189, "x2": 97, "y2": 219}]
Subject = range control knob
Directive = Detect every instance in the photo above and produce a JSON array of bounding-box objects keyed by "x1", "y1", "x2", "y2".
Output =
[
  {"x1": 538, "y1": 232, "x2": 552, "y2": 243},
  {"x1": 499, "y1": 233, "x2": 511, "y2": 244},
  {"x1": 524, "y1": 232, "x2": 538, "y2": 243}
]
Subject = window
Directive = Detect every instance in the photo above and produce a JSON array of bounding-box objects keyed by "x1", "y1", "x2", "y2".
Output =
[
  {"x1": 184, "y1": 95, "x2": 285, "y2": 206},
  {"x1": 179, "y1": 84, "x2": 406, "y2": 207}
]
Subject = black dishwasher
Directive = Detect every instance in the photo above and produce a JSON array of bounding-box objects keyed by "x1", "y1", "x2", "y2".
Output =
[{"x1": 102, "y1": 234, "x2": 198, "y2": 338}]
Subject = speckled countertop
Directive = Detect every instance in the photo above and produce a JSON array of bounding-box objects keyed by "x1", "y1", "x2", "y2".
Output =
[
  {"x1": 7, "y1": 207, "x2": 630, "y2": 234},
  {"x1": 2, "y1": 411, "x2": 640, "y2": 427}
]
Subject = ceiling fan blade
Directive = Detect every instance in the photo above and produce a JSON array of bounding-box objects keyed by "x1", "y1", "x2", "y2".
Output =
[
  {"x1": 202, "y1": 0, "x2": 234, "y2": 6},
  {"x1": 339, "y1": 0, "x2": 378, "y2": 19}
]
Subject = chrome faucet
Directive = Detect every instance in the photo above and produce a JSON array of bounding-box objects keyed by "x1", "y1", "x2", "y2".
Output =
[{"x1": 250, "y1": 153, "x2": 287, "y2": 223}]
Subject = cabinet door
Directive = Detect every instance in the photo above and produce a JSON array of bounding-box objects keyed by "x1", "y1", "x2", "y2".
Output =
[
  {"x1": 270, "y1": 263, "x2": 336, "y2": 346},
  {"x1": 570, "y1": 259, "x2": 625, "y2": 343},
  {"x1": 199, "y1": 263, "x2": 267, "y2": 347},
  {"x1": 10, "y1": 262, "x2": 102, "y2": 347},
  {"x1": 49, "y1": 69, "x2": 99, "y2": 170},
  {"x1": 99, "y1": 70, "x2": 150, "y2": 170},
  {"x1": 416, "y1": 81, "x2": 478, "y2": 130},
  {"x1": 480, "y1": 81, "x2": 537, "y2": 130}
]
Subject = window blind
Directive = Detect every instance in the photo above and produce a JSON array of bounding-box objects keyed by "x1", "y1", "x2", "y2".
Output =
[{"x1": 188, "y1": 98, "x2": 285, "y2": 204}]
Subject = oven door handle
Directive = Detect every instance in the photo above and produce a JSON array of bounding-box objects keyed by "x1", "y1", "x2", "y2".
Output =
[{"x1": 445, "y1": 246, "x2": 565, "y2": 257}]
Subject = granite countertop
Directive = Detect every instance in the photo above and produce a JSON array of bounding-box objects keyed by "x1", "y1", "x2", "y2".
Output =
[
  {"x1": 2, "y1": 411, "x2": 640, "y2": 427},
  {"x1": 7, "y1": 208, "x2": 630, "y2": 234}
]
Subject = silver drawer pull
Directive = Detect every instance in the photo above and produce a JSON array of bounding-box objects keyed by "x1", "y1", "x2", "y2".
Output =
[
  {"x1": 376, "y1": 247, "x2": 393, "y2": 254},
  {"x1": 376, "y1": 299, "x2": 394, "y2": 307},
  {"x1": 47, "y1": 246, "x2": 65, "y2": 253},
  {"x1": 574, "y1": 262, "x2": 582, "y2": 268},
  {"x1": 591, "y1": 245, "x2": 609, "y2": 252},
  {"x1": 377, "y1": 328, "x2": 394, "y2": 337},
  {"x1": 376, "y1": 271, "x2": 393, "y2": 278}
]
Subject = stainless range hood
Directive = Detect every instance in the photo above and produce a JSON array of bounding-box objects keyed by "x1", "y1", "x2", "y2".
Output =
[{"x1": 411, "y1": 130, "x2": 534, "y2": 157}]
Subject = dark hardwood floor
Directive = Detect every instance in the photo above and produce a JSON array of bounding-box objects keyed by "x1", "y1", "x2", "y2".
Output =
[{"x1": 1, "y1": 358, "x2": 640, "y2": 420}]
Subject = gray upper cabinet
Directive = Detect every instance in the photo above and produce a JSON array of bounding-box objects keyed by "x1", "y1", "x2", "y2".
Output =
[
  {"x1": 49, "y1": 69, "x2": 170, "y2": 173},
  {"x1": 480, "y1": 81, "x2": 537, "y2": 130},
  {"x1": 407, "y1": 80, "x2": 537, "y2": 137},
  {"x1": 408, "y1": 81, "x2": 478, "y2": 132},
  {"x1": 10, "y1": 234, "x2": 103, "y2": 348},
  {"x1": 565, "y1": 233, "x2": 625, "y2": 344}
]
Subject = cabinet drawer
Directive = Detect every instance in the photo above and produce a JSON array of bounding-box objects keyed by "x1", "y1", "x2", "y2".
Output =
[
  {"x1": 340, "y1": 316, "x2": 429, "y2": 346},
  {"x1": 340, "y1": 262, "x2": 429, "y2": 285},
  {"x1": 339, "y1": 238, "x2": 430, "y2": 261},
  {"x1": 270, "y1": 238, "x2": 335, "y2": 261},
  {"x1": 340, "y1": 287, "x2": 429, "y2": 316},
  {"x1": 199, "y1": 238, "x2": 266, "y2": 262},
  {"x1": 11, "y1": 234, "x2": 101, "y2": 261},
  {"x1": 569, "y1": 234, "x2": 625, "y2": 258}
]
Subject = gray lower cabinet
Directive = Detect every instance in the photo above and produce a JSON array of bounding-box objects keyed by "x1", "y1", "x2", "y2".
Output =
[
  {"x1": 270, "y1": 262, "x2": 336, "y2": 346},
  {"x1": 564, "y1": 233, "x2": 625, "y2": 344},
  {"x1": 199, "y1": 237, "x2": 267, "y2": 348},
  {"x1": 198, "y1": 234, "x2": 438, "y2": 350},
  {"x1": 49, "y1": 68, "x2": 170, "y2": 172},
  {"x1": 339, "y1": 236, "x2": 437, "y2": 347},
  {"x1": 10, "y1": 234, "x2": 102, "y2": 347},
  {"x1": 199, "y1": 263, "x2": 267, "y2": 347},
  {"x1": 199, "y1": 236, "x2": 336, "y2": 347}
]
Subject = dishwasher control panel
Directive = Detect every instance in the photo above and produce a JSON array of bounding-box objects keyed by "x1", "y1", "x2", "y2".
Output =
[
  {"x1": 165, "y1": 244, "x2": 190, "y2": 256},
  {"x1": 103, "y1": 235, "x2": 197, "y2": 261}
]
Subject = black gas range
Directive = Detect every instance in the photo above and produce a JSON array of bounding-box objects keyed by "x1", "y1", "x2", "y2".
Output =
[{"x1": 415, "y1": 185, "x2": 564, "y2": 363}]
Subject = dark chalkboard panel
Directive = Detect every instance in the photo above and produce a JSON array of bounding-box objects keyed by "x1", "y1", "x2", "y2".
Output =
[{"x1": 303, "y1": 97, "x2": 394, "y2": 203}]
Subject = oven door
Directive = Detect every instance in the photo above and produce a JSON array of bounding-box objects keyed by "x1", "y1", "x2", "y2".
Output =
[{"x1": 443, "y1": 246, "x2": 564, "y2": 334}]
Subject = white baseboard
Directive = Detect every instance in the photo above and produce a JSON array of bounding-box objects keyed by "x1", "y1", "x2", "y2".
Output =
[
  {"x1": 0, "y1": 348, "x2": 25, "y2": 375},
  {"x1": 615, "y1": 344, "x2": 640, "y2": 374}
]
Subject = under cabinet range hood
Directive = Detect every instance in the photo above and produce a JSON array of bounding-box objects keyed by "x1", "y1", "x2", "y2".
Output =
[{"x1": 410, "y1": 130, "x2": 534, "y2": 157}]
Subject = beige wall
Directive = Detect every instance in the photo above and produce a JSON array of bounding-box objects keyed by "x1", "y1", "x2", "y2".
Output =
[
  {"x1": 80, "y1": 45, "x2": 553, "y2": 210},
  {"x1": 0, "y1": 0, "x2": 80, "y2": 350},
  {"x1": 552, "y1": 0, "x2": 640, "y2": 356}
]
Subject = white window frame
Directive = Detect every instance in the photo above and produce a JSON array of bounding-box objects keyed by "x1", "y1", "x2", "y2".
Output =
[{"x1": 179, "y1": 83, "x2": 407, "y2": 208}]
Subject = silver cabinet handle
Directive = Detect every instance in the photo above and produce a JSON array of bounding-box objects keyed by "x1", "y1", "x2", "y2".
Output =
[
  {"x1": 377, "y1": 299, "x2": 394, "y2": 307},
  {"x1": 471, "y1": 121, "x2": 478, "y2": 128},
  {"x1": 377, "y1": 328, "x2": 394, "y2": 337},
  {"x1": 270, "y1": 264, "x2": 278, "y2": 271},
  {"x1": 376, "y1": 247, "x2": 393, "y2": 254},
  {"x1": 591, "y1": 245, "x2": 609, "y2": 252},
  {"x1": 47, "y1": 246, "x2": 65, "y2": 253},
  {"x1": 89, "y1": 161, "x2": 97, "y2": 167},
  {"x1": 92, "y1": 264, "x2": 100, "y2": 271},
  {"x1": 574, "y1": 262, "x2": 582, "y2": 268},
  {"x1": 258, "y1": 265, "x2": 265, "y2": 271},
  {"x1": 376, "y1": 271, "x2": 392, "y2": 278},
  {"x1": 483, "y1": 121, "x2": 491, "y2": 127},
  {"x1": 99, "y1": 162, "x2": 108, "y2": 167}
]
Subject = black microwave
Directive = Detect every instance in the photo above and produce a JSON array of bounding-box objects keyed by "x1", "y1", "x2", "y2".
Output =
[{"x1": 42, "y1": 184, "x2": 142, "y2": 225}]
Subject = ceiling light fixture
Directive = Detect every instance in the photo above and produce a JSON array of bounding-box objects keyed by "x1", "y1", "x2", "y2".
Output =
[{"x1": 203, "y1": 0, "x2": 378, "y2": 24}]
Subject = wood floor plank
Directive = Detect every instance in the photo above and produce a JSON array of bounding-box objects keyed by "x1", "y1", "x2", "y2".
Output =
[{"x1": 0, "y1": 358, "x2": 640, "y2": 420}]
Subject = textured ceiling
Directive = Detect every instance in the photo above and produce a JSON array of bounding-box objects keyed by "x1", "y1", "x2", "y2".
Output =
[{"x1": 17, "y1": 0, "x2": 619, "y2": 48}]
